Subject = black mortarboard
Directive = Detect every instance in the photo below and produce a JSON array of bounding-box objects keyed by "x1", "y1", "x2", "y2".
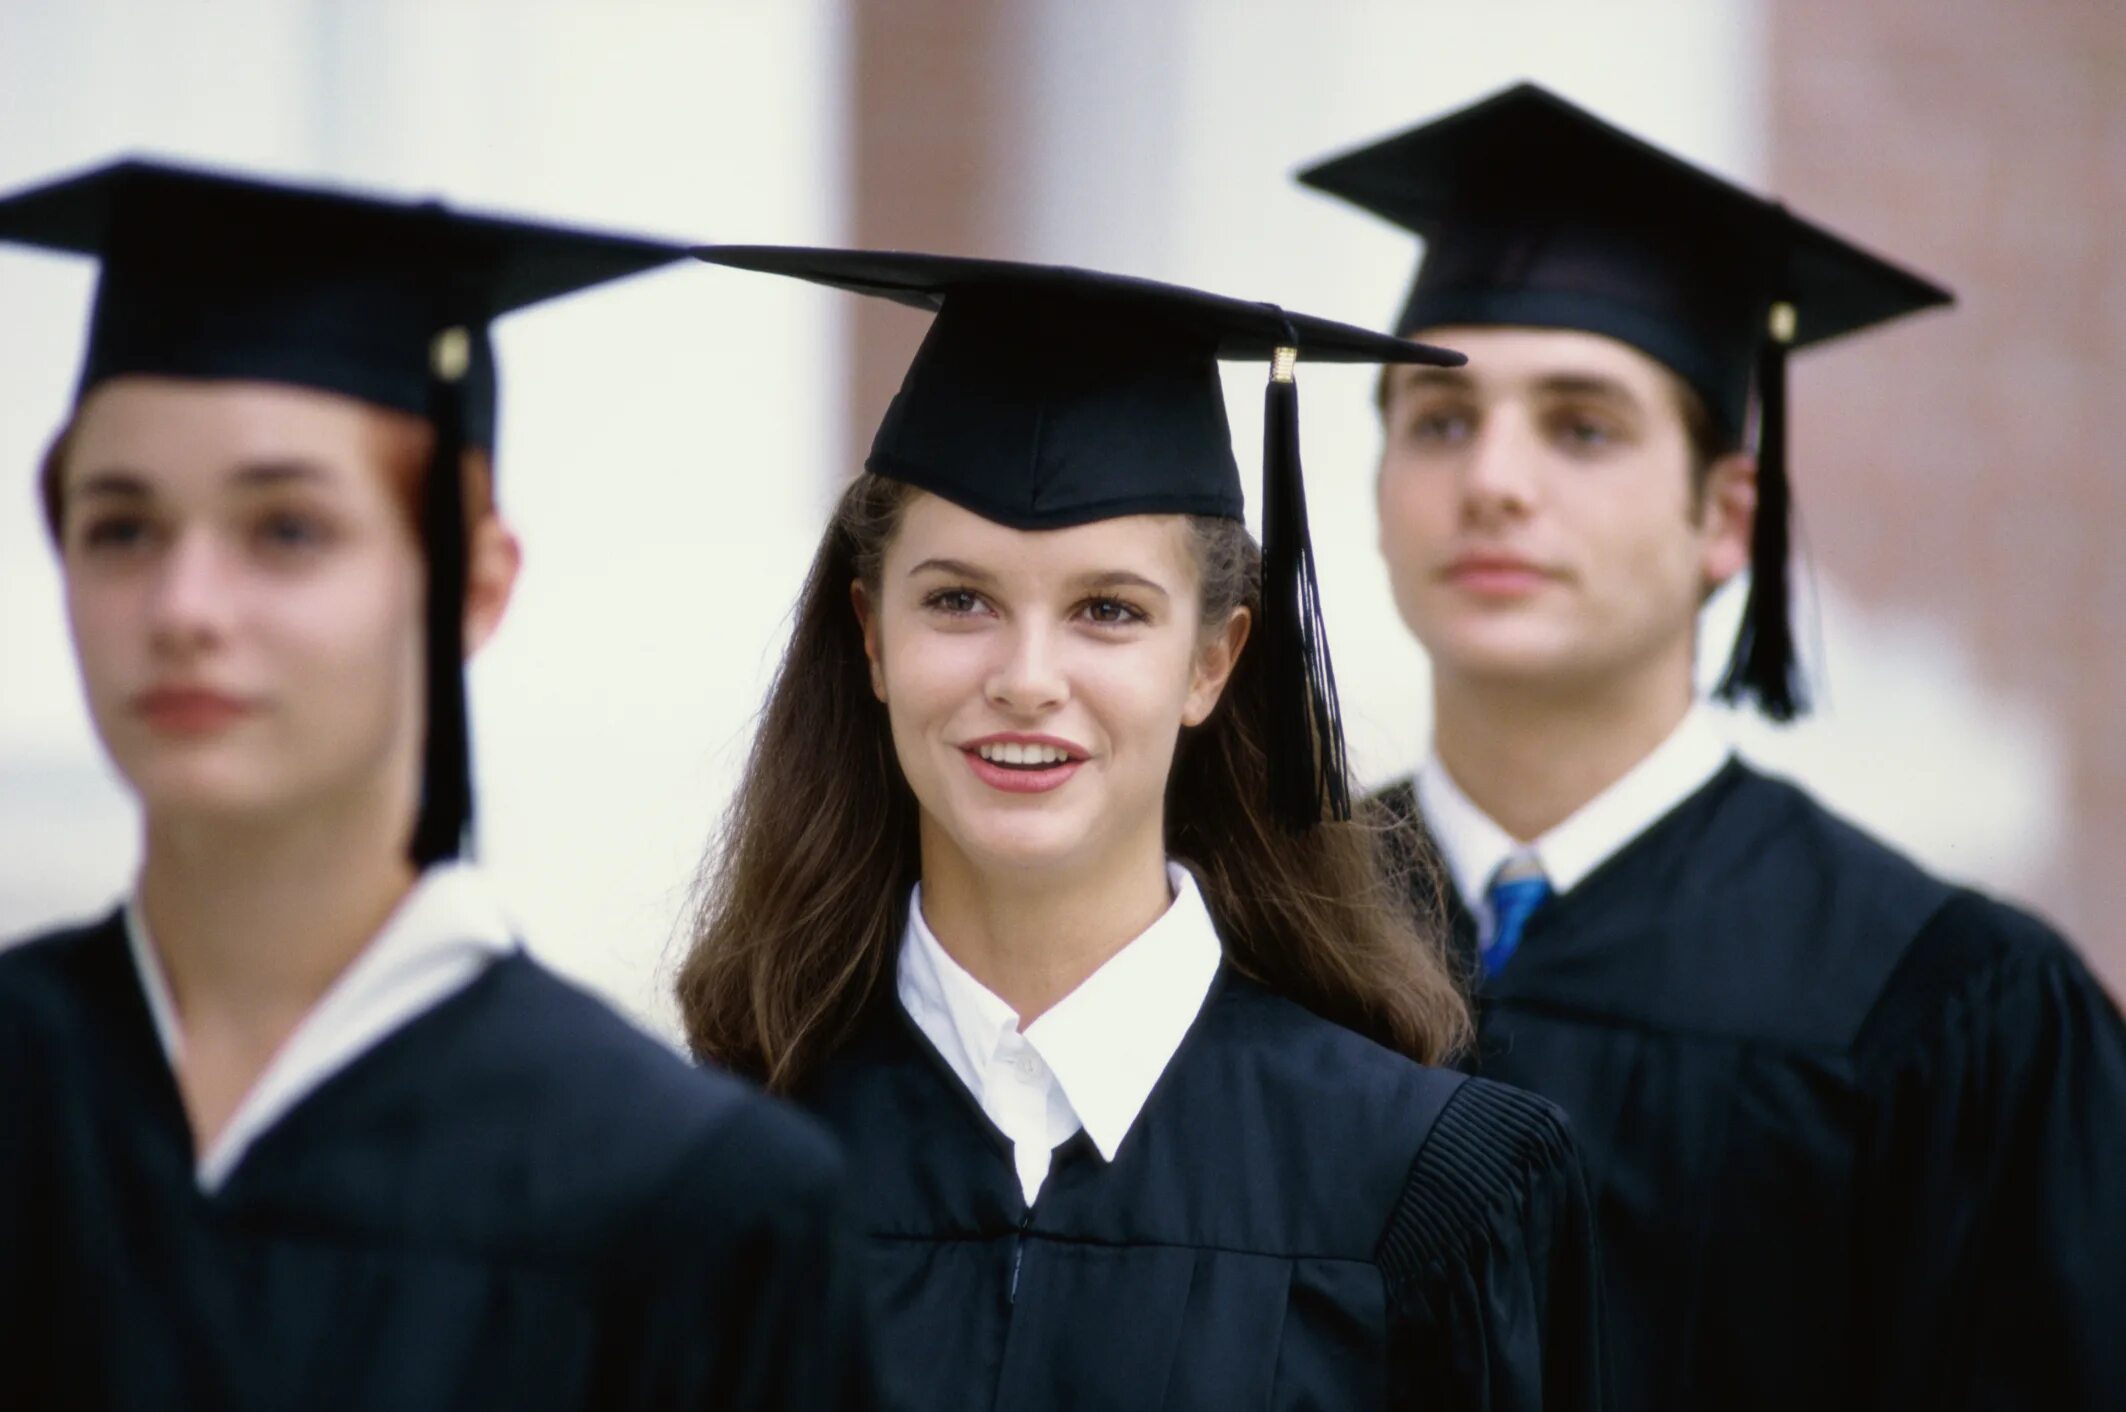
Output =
[
  {"x1": 0, "y1": 157, "x2": 685, "y2": 863},
  {"x1": 1298, "y1": 82, "x2": 1954, "y2": 720},
  {"x1": 693, "y1": 245, "x2": 1465, "y2": 829}
]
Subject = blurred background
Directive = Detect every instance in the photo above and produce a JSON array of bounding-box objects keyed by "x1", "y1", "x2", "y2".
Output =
[{"x1": 3, "y1": 0, "x2": 2120, "y2": 1033}]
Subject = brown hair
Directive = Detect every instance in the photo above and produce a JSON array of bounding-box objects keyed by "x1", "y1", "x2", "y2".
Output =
[
  {"x1": 1670, "y1": 375, "x2": 1742, "y2": 507},
  {"x1": 677, "y1": 473, "x2": 1470, "y2": 1092},
  {"x1": 37, "y1": 403, "x2": 497, "y2": 546}
]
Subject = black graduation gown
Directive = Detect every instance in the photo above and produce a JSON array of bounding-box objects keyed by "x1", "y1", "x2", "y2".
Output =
[
  {"x1": 799, "y1": 965, "x2": 1606, "y2": 1411},
  {"x1": 1375, "y1": 758, "x2": 2126, "y2": 1410},
  {"x1": 0, "y1": 912, "x2": 877, "y2": 1412}
]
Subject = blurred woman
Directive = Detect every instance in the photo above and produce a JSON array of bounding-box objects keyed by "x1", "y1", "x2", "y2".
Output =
[{"x1": 0, "y1": 162, "x2": 874, "y2": 1412}]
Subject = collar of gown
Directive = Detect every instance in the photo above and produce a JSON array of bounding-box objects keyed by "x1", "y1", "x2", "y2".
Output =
[
  {"x1": 1419, "y1": 703, "x2": 1734, "y2": 909},
  {"x1": 896, "y1": 860, "x2": 1223, "y2": 1163},
  {"x1": 124, "y1": 860, "x2": 519, "y2": 1192}
]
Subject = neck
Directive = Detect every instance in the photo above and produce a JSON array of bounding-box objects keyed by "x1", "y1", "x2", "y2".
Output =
[
  {"x1": 1431, "y1": 659, "x2": 1694, "y2": 842},
  {"x1": 917, "y1": 824, "x2": 1173, "y2": 1026},
  {"x1": 137, "y1": 793, "x2": 421, "y2": 1053}
]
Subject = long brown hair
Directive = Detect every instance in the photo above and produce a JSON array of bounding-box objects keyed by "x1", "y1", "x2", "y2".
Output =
[{"x1": 677, "y1": 472, "x2": 1469, "y2": 1091}]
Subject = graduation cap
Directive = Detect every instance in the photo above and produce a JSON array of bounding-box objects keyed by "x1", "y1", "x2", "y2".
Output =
[
  {"x1": 1298, "y1": 82, "x2": 1954, "y2": 720},
  {"x1": 0, "y1": 157, "x2": 685, "y2": 863},
  {"x1": 694, "y1": 245, "x2": 1464, "y2": 829}
]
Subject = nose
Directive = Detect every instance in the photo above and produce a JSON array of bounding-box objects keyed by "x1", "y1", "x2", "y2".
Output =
[
  {"x1": 1459, "y1": 408, "x2": 1542, "y2": 527},
  {"x1": 145, "y1": 531, "x2": 236, "y2": 660},
  {"x1": 984, "y1": 618, "x2": 1068, "y2": 716}
]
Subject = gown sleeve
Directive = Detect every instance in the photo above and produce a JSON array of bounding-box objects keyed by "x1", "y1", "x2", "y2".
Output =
[
  {"x1": 591, "y1": 1096, "x2": 879, "y2": 1411},
  {"x1": 1378, "y1": 1078, "x2": 1607, "y2": 1412},
  {"x1": 1854, "y1": 891, "x2": 2126, "y2": 1408}
]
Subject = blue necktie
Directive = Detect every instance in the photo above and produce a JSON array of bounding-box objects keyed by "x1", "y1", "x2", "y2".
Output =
[{"x1": 1483, "y1": 865, "x2": 1552, "y2": 978}]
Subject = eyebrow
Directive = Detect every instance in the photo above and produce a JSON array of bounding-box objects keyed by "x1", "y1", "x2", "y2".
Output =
[
  {"x1": 230, "y1": 458, "x2": 336, "y2": 488},
  {"x1": 68, "y1": 469, "x2": 153, "y2": 501},
  {"x1": 68, "y1": 458, "x2": 336, "y2": 501},
  {"x1": 906, "y1": 558, "x2": 1173, "y2": 600},
  {"x1": 1391, "y1": 367, "x2": 1476, "y2": 397},
  {"x1": 1076, "y1": 570, "x2": 1171, "y2": 601},
  {"x1": 1531, "y1": 373, "x2": 1643, "y2": 407},
  {"x1": 1390, "y1": 367, "x2": 1646, "y2": 408},
  {"x1": 908, "y1": 557, "x2": 996, "y2": 583}
]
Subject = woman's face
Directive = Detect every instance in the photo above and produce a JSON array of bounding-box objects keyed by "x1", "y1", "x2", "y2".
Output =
[
  {"x1": 860, "y1": 492, "x2": 1246, "y2": 884},
  {"x1": 57, "y1": 376, "x2": 510, "y2": 830}
]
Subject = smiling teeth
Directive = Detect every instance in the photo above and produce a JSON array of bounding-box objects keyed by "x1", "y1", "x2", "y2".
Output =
[{"x1": 977, "y1": 742, "x2": 1072, "y2": 766}]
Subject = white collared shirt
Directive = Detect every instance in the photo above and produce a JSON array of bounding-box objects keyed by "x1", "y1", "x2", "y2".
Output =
[
  {"x1": 1418, "y1": 705, "x2": 1733, "y2": 946},
  {"x1": 125, "y1": 861, "x2": 519, "y2": 1192},
  {"x1": 896, "y1": 861, "x2": 1223, "y2": 1206}
]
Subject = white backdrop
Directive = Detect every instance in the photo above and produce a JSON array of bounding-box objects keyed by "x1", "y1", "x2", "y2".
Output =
[
  {"x1": 0, "y1": 0, "x2": 846, "y2": 1035},
  {"x1": 0, "y1": 2, "x2": 2069, "y2": 1035}
]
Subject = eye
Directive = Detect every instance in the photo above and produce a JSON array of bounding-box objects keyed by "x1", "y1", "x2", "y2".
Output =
[
  {"x1": 251, "y1": 509, "x2": 335, "y2": 554},
  {"x1": 1547, "y1": 407, "x2": 1626, "y2": 454},
  {"x1": 1402, "y1": 404, "x2": 1476, "y2": 447},
  {"x1": 73, "y1": 513, "x2": 158, "y2": 556},
  {"x1": 920, "y1": 586, "x2": 990, "y2": 617},
  {"x1": 1078, "y1": 596, "x2": 1147, "y2": 628}
]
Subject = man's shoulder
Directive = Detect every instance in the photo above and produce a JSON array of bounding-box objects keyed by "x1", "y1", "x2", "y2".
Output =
[
  {"x1": 1715, "y1": 762, "x2": 1946, "y2": 891},
  {"x1": 1853, "y1": 884, "x2": 2109, "y2": 1074}
]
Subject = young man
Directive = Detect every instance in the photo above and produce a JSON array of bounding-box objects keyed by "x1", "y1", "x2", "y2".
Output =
[{"x1": 1301, "y1": 83, "x2": 2126, "y2": 1410}]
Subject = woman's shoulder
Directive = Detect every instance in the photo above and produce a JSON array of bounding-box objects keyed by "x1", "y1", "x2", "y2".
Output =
[
  {"x1": 436, "y1": 954, "x2": 782, "y2": 1134},
  {"x1": 0, "y1": 909, "x2": 132, "y2": 1035},
  {"x1": 343, "y1": 954, "x2": 846, "y2": 1264},
  {"x1": 1188, "y1": 977, "x2": 1475, "y2": 1208},
  {"x1": 1210, "y1": 972, "x2": 1469, "y2": 1112},
  {"x1": 1374, "y1": 1077, "x2": 1607, "y2": 1409},
  {"x1": 1376, "y1": 1075, "x2": 1584, "y2": 1278},
  {"x1": 0, "y1": 908, "x2": 124, "y2": 976}
]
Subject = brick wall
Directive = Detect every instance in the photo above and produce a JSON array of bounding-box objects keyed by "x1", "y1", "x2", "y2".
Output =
[{"x1": 1770, "y1": 0, "x2": 2126, "y2": 989}]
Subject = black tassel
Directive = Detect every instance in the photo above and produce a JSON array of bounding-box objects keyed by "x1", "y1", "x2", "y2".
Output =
[
  {"x1": 409, "y1": 323, "x2": 475, "y2": 866},
  {"x1": 1714, "y1": 316, "x2": 1806, "y2": 721},
  {"x1": 1260, "y1": 353, "x2": 1352, "y2": 831}
]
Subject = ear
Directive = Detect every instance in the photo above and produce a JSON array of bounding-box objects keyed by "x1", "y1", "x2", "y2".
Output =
[
  {"x1": 461, "y1": 516, "x2": 523, "y2": 658},
  {"x1": 1182, "y1": 605, "x2": 1252, "y2": 727},
  {"x1": 1697, "y1": 451, "x2": 1757, "y2": 593},
  {"x1": 850, "y1": 579, "x2": 887, "y2": 702}
]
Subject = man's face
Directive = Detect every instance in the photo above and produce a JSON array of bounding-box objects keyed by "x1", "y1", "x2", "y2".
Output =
[{"x1": 1375, "y1": 326, "x2": 1752, "y2": 699}]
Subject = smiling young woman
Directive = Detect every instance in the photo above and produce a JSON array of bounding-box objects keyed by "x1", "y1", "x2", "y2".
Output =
[
  {"x1": 678, "y1": 247, "x2": 1608, "y2": 1412},
  {"x1": 0, "y1": 162, "x2": 874, "y2": 1412}
]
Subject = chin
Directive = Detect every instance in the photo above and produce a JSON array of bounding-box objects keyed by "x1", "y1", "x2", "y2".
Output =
[
  {"x1": 111, "y1": 737, "x2": 313, "y2": 823},
  {"x1": 1424, "y1": 623, "x2": 1594, "y2": 688},
  {"x1": 124, "y1": 770, "x2": 296, "y2": 823},
  {"x1": 946, "y1": 804, "x2": 1105, "y2": 876}
]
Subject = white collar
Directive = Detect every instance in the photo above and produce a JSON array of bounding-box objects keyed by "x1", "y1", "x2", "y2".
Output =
[
  {"x1": 1419, "y1": 704, "x2": 1733, "y2": 908},
  {"x1": 125, "y1": 861, "x2": 518, "y2": 1192},
  {"x1": 896, "y1": 861, "x2": 1223, "y2": 1163}
]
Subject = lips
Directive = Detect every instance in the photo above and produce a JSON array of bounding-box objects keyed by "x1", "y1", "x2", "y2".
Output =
[
  {"x1": 132, "y1": 686, "x2": 256, "y2": 735},
  {"x1": 960, "y1": 733, "x2": 1088, "y2": 795},
  {"x1": 1441, "y1": 551, "x2": 1555, "y2": 596}
]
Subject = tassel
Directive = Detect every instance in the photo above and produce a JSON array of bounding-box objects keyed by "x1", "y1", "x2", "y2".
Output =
[
  {"x1": 409, "y1": 321, "x2": 476, "y2": 866},
  {"x1": 1260, "y1": 345, "x2": 1352, "y2": 830},
  {"x1": 1715, "y1": 299, "x2": 1806, "y2": 721}
]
